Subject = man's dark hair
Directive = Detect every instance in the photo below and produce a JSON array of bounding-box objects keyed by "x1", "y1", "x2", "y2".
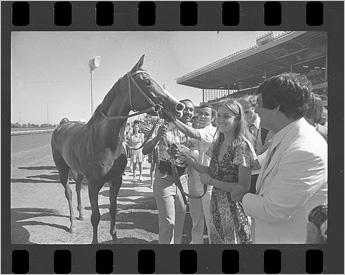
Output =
[
  {"x1": 199, "y1": 103, "x2": 216, "y2": 118},
  {"x1": 180, "y1": 99, "x2": 195, "y2": 108},
  {"x1": 257, "y1": 73, "x2": 312, "y2": 120}
]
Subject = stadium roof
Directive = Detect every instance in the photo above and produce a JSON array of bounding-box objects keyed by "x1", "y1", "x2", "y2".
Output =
[{"x1": 176, "y1": 31, "x2": 327, "y2": 91}]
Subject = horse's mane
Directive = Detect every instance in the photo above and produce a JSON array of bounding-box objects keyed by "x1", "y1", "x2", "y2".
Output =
[
  {"x1": 87, "y1": 75, "x2": 125, "y2": 125},
  {"x1": 86, "y1": 69, "x2": 148, "y2": 126}
]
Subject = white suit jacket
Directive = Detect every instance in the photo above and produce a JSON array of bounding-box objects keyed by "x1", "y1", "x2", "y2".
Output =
[{"x1": 243, "y1": 118, "x2": 327, "y2": 244}]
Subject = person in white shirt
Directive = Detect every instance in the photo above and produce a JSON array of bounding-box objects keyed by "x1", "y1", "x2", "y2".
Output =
[
  {"x1": 231, "y1": 73, "x2": 328, "y2": 244},
  {"x1": 238, "y1": 95, "x2": 260, "y2": 138},
  {"x1": 171, "y1": 104, "x2": 217, "y2": 244}
]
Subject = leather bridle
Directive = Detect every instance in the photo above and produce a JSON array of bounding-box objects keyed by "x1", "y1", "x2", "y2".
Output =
[
  {"x1": 100, "y1": 70, "x2": 163, "y2": 120},
  {"x1": 99, "y1": 70, "x2": 165, "y2": 150}
]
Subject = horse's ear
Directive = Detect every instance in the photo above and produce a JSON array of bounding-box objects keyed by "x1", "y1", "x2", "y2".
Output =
[{"x1": 131, "y1": 55, "x2": 145, "y2": 73}]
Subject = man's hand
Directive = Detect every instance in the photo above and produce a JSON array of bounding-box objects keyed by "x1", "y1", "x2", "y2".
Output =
[
  {"x1": 156, "y1": 124, "x2": 167, "y2": 139},
  {"x1": 230, "y1": 184, "x2": 247, "y2": 202},
  {"x1": 180, "y1": 151, "x2": 197, "y2": 162},
  {"x1": 167, "y1": 143, "x2": 180, "y2": 158}
]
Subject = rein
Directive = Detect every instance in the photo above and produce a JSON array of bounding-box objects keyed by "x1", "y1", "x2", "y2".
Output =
[
  {"x1": 99, "y1": 71, "x2": 162, "y2": 120},
  {"x1": 99, "y1": 70, "x2": 164, "y2": 148},
  {"x1": 170, "y1": 159, "x2": 207, "y2": 204}
]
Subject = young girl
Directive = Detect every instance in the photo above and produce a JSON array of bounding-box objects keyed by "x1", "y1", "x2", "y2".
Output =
[
  {"x1": 183, "y1": 99, "x2": 259, "y2": 244},
  {"x1": 129, "y1": 122, "x2": 145, "y2": 182}
]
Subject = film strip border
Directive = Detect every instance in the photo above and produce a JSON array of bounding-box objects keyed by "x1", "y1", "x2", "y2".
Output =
[
  {"x1": 2, "y1": 1, "x2": 344, "y2": 274},
  {"x1": 10, "y1": 1, "x2": 324, "y2": 27},
  {"x1": 11, "y1": 247, "x2": 325, "y2": 274}
]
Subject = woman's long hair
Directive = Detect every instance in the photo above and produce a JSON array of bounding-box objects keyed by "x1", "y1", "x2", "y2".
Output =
[{"x1": 213, "y1": 99, "x2": 254, "y2": 155}]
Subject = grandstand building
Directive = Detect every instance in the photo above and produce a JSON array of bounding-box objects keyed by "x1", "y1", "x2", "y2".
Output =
[{"x1": 177, "y1": 31, "x2": 327, "y2": 108}]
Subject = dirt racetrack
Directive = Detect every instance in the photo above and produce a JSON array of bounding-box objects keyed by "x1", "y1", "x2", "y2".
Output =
[{"x1": 11, "y1": 132, "x2": 195, "y2": 244}]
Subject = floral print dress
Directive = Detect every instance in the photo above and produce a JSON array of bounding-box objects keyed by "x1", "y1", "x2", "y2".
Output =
[{"x1": 208, "y1": 139, "x2": 259, "y2": 244}]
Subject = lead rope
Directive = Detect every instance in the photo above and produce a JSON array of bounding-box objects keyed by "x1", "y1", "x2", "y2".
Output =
[{"x1": 170, "y1": 159, "x2": 207, "y2": 205}]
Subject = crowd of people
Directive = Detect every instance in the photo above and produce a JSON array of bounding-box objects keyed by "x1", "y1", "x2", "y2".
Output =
[{"x1": 123, "y1": 72, "x2": 328, "y2": 244}]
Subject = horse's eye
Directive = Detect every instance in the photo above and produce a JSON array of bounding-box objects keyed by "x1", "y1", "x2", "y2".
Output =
[{"x1": 144, "y1": 79, "x2": 151, "y2": 85}]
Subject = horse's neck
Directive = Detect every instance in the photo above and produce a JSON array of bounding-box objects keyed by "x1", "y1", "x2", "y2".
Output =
[{"x1": 89, "y1": 79, "x2": 131, "y2": 151}]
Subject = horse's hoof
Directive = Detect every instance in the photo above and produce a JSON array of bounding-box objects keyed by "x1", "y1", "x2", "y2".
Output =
[
  {"x1": 111, "y1": 233, "x2": 119, "y2": 244},
  {"x1": 69, "y1": 227, "x2": 76, "y2": 234}
]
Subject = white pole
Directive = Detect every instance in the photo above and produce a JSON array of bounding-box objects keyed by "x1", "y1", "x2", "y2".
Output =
[
  {"x1": 90, "y1": 70, "x2": 94, "y2": 116},
  {"x1": 88, "y1": 56, "x2": 100, "y2": 117},
  {"x1": 47, "y1": 102, "x2": 49, "y2": 128}
]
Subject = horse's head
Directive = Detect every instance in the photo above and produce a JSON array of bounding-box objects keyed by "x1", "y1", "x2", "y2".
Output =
[{"x1": 127, "y1": 55, "x2": 185, "y2": 118}]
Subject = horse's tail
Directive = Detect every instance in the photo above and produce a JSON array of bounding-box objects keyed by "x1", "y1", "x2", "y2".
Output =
[{"x1": 101, "y1": 153, "x2": 127, "y2": 184}]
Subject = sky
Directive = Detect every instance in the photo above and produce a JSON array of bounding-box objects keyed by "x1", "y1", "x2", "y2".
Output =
[{"x1": 11, "y1": 31, "x2": 284, "y2": 125}]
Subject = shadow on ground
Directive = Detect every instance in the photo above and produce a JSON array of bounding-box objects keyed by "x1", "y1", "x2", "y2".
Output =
[
  {"x1": 18, "y1": 166, "x2": 57, "y2": 171},
  {"x1": 11, "y1": 208, "x2": 71, "y2": 244},
  {"x1": 12, "y1": 166, "x2": 60, "y2": 184}
]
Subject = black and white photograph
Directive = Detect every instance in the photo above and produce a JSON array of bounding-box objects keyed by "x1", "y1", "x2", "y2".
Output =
[{"x1": 11, "y1": 31, "x2": 328, "y2": 245}]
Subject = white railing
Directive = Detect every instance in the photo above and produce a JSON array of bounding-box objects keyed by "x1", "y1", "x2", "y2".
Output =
[{"x1": 11, "y1": 129, "x2": 55, "y2": 136}]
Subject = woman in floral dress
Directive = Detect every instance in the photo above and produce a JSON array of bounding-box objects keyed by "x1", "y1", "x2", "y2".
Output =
[{"x1": 183, "y1": 99, "x2": 259, "y2": 244}]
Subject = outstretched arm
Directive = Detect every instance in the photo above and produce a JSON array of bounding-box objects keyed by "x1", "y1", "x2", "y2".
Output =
[{"x1": 172, "y1": 119, "x2": 201, "y2": 140}]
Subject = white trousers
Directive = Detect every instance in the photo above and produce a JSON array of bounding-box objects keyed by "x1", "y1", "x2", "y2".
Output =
[
  {"x1": 188, "y1": 174, "x2": 212, "y2": 244},
  {"x1": 154, "y1": 173, "x2": 188, "y2": 244}
]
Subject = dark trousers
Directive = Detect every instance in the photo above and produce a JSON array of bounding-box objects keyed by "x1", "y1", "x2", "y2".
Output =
[{"x1": 249, "y1": 174, "x2": 259, "y2": 194}]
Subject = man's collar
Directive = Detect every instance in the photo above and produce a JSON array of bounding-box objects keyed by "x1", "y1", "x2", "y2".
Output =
[
  {"x1": 271, "y1": 118, "x2": 301, "y2": 148},
  {"x1": 250, "y1": 116, "x2": 260, "y2": 129}
]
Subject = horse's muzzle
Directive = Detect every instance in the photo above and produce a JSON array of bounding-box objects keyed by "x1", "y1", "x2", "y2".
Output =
[{"x1": 175, "y1": 102, "x2": 185, "y2": 118}]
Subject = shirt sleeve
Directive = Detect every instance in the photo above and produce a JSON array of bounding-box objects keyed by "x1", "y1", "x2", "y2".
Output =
[
  {"x1": 233, "y1": 140, "x2": 260, "y2": 169},
  {"x1": 243, "y1": 148, "x2": 327, "y2": 224},
  {"x1": 199, "y1": 127, "x2": 214, "y2": 143}
]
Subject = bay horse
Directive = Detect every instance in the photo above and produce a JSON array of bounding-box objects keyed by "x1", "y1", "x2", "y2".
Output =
[{"x1": 51, "y1": 55, "x2": 184, "y2": 244}]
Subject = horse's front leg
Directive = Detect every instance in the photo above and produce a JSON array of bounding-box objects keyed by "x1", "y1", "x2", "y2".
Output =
[
  {"x1": 109, "y1": 176, "x2": 122, "y2": 244},
  {"x1": 75, "y1": 174, "x2": 85, "y2": 221},
  {"x1": 88, "y1": 180, "x2": 102, "y2": 244}
]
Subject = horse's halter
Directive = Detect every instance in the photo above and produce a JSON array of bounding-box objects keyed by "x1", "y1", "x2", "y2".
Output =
[{"x1": 100, "y1": 70, "x2": 163, "y2": 120}]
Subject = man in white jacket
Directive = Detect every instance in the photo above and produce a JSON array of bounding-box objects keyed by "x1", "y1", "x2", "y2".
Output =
[{"x1": 231, "y1": 73, "x2": 327, "y2": 244}]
